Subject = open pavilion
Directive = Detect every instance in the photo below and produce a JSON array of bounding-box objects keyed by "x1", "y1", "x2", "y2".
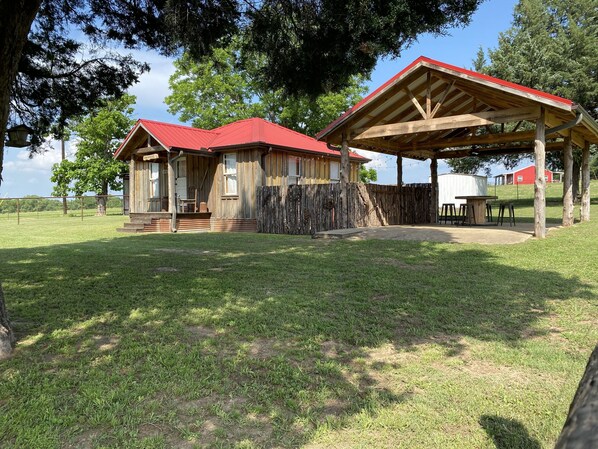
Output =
[{"x1": 317, "y1": 56, "x2": 598, "y2": 238}]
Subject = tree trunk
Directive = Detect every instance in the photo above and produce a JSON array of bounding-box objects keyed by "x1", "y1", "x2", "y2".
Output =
[
  {"x1": 96, "y1": 183, "x2": 108, "y2": 216},
  {"x1": 96, "y1": 196, "x2": 107, "y2": 216},
  {"x1": 555, "y1": 343, "x2": 598, "y2": 449},
  {"x1": 0, "y1": 0, "x2": 42, "y2": 186},
  {"x1": 0, "y1": 283, "x2": 16, "y2": 360}
]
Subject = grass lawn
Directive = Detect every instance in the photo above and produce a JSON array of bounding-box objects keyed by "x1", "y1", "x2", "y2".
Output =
[{"x1": 0, "y1": 185, "x2": 597, "y2": 448}]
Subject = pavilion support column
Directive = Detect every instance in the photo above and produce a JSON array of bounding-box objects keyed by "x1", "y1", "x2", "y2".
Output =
[
  {"x1": 340, "y1": 132, "x2": 350, "y2": 229},
  {"x1": 581, "y1": 141, "x2": 591, "y2": 222},
  {"x1": 562, "y1": 135, "x2": 574, "y2": 227},
  {"x1": 430, "y1": 158, "x2": 438, "y2": 224},
  {"x1": 397, "y1": 155, "x2": 403, "y2": 186},
  {"x1": 129, "y1": 157, "x2": 136, "y2": 214},
  {"x1": 534, "y1": 108, "x2": 546, "y2": 238}
]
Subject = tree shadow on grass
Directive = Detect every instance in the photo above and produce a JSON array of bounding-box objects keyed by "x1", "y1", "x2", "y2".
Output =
[
  {"x1": 0, "y1": 231, "x2": 593, "y2": 447},
  {"x1": 480, "y1": 415, "x2": 542, "y2": 449}
]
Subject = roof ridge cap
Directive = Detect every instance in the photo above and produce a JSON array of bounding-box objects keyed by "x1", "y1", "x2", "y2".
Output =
[{"x1": 139, "y1": 118, "x2": 218, "y2": 134}]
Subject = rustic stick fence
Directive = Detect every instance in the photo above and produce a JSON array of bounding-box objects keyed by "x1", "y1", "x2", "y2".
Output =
[{"x1": 257, "y1": 183, "x2": 431, "y2": 234}]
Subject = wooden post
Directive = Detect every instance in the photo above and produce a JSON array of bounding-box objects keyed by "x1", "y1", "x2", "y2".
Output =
[
  {"x1": 430, "y1": 158, "x2": 438, "y2": 223},
  {"x1": 581, "y1": 141, "x2": 591, "y2": 222},
  {"x1": 61, "y1": 139, "x2": 67, "y2": 215},
  {"x1": 129, "y1": 157, "x2": 136, "y2": 214},
  {"x1": 80, "y1": 196, "x2": 84, "y2": 221},
  {"x1": 562, "y1": 135, "x2": 574, "y2": 227},
  {"x1": 167, "y1": 153, "x2": 176, "y2": 214},
  {"x1": 16, "y1": 198, "x2": 20, "y2": 225},
  {"x1": 340, "y1": 132, "x2": 350, "y2": 229},
  {"x1": 534, "y1": 108, "x2": 546, "y2": 238},
  {"x1": 396, "y1": 155, "x2": 403, "y2": 186}
]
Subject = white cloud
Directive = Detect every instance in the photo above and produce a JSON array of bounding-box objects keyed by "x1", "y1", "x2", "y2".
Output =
[
  {"x1": 6, "y1": 148, "x2": 60, "y2": 174},
  {"x1": 353, "y1": 148, "x2": 393, "y2": 170},
  {"x1": 127, "y1": 50, "x2": 178, "y2": 120}
]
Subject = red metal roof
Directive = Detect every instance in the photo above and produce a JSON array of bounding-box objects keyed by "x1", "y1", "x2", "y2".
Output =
[
  {"x1": 317, "y1": 55, "x2": 575, "y2": 140},
  {"x1": 140, "y1": 119, "x2": 218, "y2": 150},
  {"x1": 116, "y1": 117, "x2": 368, "y2": 160}
]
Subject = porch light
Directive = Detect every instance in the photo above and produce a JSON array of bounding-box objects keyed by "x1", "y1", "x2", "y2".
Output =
[{"x1": 5, "y1": 124, "x2": 33, "y2": 148}]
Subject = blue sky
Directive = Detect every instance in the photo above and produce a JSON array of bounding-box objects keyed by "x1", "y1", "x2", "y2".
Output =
[{"x1": 1, "y1": 0, "x2": 522, "y2": 198}]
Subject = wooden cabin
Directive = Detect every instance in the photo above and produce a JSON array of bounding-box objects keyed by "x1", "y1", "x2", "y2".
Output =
[{"x1": 115, "y1": 118, "x2": 367, "y2": 233}]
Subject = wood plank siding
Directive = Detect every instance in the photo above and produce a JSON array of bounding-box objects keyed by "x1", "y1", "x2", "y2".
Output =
[{"x1": 127, "y1": 147, "x2": 362, "y2": 231}]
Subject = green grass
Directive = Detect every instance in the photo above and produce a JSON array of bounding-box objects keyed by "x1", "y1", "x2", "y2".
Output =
[{"x1": 0, "y1": 186, "x2": 597, "y2": 448}]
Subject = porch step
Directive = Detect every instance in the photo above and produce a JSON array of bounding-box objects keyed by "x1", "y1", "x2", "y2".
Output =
[
  {"x1": 116, "y1": 227, "x2": 144, "y2": 233},
  {"x1": 123, "y1": 222, "x2": 146, "y2": 230}
]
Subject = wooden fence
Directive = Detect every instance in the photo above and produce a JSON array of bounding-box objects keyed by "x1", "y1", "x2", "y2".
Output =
[{"x1": 257, "y1": 183, "x2": 431, "y2": 234}]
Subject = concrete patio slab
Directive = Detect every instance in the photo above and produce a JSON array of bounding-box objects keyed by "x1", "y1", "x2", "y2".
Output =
[{"x1": 316, "y1": 222, "x2": 561, "y2": 244}]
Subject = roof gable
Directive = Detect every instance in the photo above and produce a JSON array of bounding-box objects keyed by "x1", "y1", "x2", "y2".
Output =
[{"x1": 317, "y1": 56, "x2": 598, "y2": 159}]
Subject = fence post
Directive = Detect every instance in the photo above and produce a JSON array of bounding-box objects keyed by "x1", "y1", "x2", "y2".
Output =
[
  {"x1": 17, "y1": 199, "x2": 20, "y2": 225},
  {"x1": 80, "y1": 196, "x2": 84, "y2": 221}
]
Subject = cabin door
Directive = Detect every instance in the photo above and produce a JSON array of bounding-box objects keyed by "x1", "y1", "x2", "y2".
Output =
[{"x1": 175, "y1": 158, "x2": 187, "y2": 199}]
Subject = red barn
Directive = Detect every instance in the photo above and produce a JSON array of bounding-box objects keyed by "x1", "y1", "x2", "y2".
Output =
[{"x1": 494, "y1": 165, "x2": 553, "y2": 185}]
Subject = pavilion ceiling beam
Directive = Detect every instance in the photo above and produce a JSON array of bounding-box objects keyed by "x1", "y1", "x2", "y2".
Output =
[
  {"x1": 351, "y1": 106, "x2": 541, "y2": 141},
  {"x1": 426, "y1": 72, "x2": 432, "y2": 118},
  {"x1": 406, "y1": 87, "x2": 427, "y2": 119},
  {"x1": 435, "y1": 141, "x2": 564, "y2": 159},
  {"x1": 429, "y1": 80, "x2": 455, "y2": 119}
]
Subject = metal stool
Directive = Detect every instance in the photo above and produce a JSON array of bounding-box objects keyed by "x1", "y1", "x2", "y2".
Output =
[
  {"x1": 440, "y1": 203, "x2": 457, "y2": 224},
  {"x1": 486, "y1": 203, "x2": 493, "y2": 223},
  {"x1": 497, "y1": 203, "x2": 515, "y2": 226}
]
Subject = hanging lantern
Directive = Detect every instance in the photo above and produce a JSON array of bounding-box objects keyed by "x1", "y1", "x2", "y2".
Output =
[{"x1": 5, "y1": 124, "x2": 34, "y2": 148}]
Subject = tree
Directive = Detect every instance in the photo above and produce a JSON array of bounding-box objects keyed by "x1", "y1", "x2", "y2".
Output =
[
  {"x1": 359, "y1": 166, "x2": 378, "y2": 184},
  {"x1": 448, "y1": 0, "x2": 598, "y2": 182},
  {"x1": 166, "y1": 41, "x2": 368, "y2": 136},
  {"x1": 0, "y1": 0, "x2": 483, "y2": 359},
  {"x1": 51, "y1": 95, "x2": 135, "y2": 216}
]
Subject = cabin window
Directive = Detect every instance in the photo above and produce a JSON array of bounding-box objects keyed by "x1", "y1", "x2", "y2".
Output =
[
  {"x1": 330, "y1": 161, "x2": 340, "y2": 183},
  {"x1": 176, "y1": 158, "x2": 186, "y2": 178},
  {"x1": 517, "y1": 175, "x2": 523, "y2": 183},
  {"x1": 288, "y1": 156, "x2": 301, "y2": 185},
  {"x1": 150, "y1": 163, "x2": 160, "y2": 198},
  {"x1": 223, "y1": 153, "x2": 237, "y2": 195}
]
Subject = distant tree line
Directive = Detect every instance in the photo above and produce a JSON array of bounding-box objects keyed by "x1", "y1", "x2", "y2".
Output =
[{"x1": 0, "y1": 195, "x2": 123, "y2": 214}]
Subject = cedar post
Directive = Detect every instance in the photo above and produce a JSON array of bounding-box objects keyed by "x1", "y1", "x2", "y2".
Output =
[
  {"x1": 397, "y1": 155, "x2": 403, "y2": 186},
  {"x1": 430, "y1": 157, "x2": 438, "y2": 223},
  {"x1": 340, "y1": 132, "x2": 350, "y2": 228},
  {"x1": 534, "y1": 108, "x2": 546, "y2": 238},
  {"x1": 562, "y1": 135, "x2": 574, "y2": 226},
  {"x1": 581, "y1": 141, "x2": 591, "y2": 222},
  {"x1": 129, "y1": 157, "x2": 136, "y2": 214},
  {"x1": 167, "y1": 153, "x2": 176, "y2": 214}
]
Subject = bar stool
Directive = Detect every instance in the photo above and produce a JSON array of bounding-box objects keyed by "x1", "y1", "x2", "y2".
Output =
[
  {"x1": 461, "y1": 203, "x2": 476, "y2": 226},
  {"x1": 440, "y1": 203, "x2": 457, "y2": 224},
  {"x1": 458, "y1": 204, "x2": 467, "y2": 224},
  {"x1": 486, "y1": 203, "x2": 493, "y2": 223},
  {"x1": 497, "y1": 203, "x2": 515, "y2": 226}
]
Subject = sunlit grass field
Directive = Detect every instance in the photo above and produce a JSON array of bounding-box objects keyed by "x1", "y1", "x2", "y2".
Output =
[{"x1": 0, "y1": 184, "x2": 597, "y2": 448}]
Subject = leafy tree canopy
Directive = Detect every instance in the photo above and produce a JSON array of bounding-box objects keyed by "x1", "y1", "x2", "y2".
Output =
[
  {"x1": 1, "y1": 0, "x2": 483, "y2": 184},
  {"x1": 165, "y1": 40, "x2": 368, "y2": 136},
  {"x1": 448, "y1": 0, "x2": 598, "y2": 175},
  {"x1": 50, "y1": 94, "x2": 135, "y2": 213},
  {"x1": 359, "y1": 166, "x2": 378, "y2": 184}
]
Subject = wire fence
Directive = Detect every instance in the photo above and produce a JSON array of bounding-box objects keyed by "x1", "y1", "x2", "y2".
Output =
[{"x1": 0, "y1": 195, "x2": 128, "y2": 224}]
